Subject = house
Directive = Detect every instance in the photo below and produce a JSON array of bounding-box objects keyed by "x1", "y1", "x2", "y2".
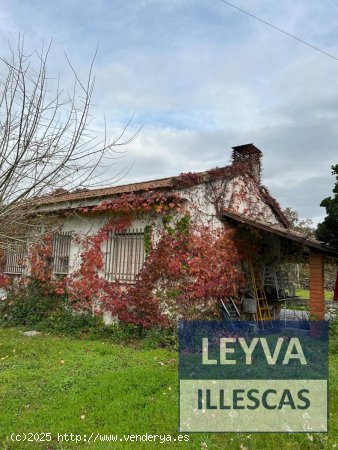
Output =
[{"x1": 1, "y1": 144, "x2": 337, "y2": 324}]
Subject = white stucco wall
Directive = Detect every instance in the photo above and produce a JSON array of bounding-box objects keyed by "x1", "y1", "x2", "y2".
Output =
[
  {"x1": 49, "y1": 172, "x2": 281, "y2": 277},
  {"x1": 226, "y1": 176, "x2": 280, "y2": 225},
  {"x1": 178, "y1": 175, "x2": 280, "y2": 228},
  {"x1": 59, "y1": 212, "x2": 159, "y2": 275}
]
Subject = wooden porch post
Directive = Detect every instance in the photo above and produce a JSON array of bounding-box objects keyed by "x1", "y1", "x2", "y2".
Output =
[{"x1": 309, "y1": 252, "x2": 325, "y2": 320}]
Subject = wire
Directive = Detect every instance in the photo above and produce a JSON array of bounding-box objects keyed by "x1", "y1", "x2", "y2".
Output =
[{"x1": 218, "y1": 0, "x2": 338, "y2": 61}]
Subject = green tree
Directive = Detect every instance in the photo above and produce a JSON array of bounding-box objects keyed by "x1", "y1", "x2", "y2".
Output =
[{"x1": 316, "y1": 164, "x2": 338, "y2": 251}]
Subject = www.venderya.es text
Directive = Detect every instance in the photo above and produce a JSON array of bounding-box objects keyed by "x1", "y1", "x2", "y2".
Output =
[{"x1": 10, "y1": 432, "x2": 190, "y2": 444}]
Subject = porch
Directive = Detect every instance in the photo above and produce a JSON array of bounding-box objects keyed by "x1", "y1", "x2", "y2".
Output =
[{"x1": 222, "y1": 210, "x2": 338, "y2": 321}]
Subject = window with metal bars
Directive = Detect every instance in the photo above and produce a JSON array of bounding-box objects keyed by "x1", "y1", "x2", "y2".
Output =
[
  {"x1": 51, "y1": 232, "x2": 72, "y2": 275},
  {"x1": 104, "y1": 228, "x2": 145, "y2": 283},
  {"x1": 1, "y1": 239, "x2": 27, "y2": 275}
]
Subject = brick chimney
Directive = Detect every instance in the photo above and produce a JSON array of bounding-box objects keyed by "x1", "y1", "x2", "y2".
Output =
[{"x1": 231, "y1": 143, "x2": 262, "y2": 183}]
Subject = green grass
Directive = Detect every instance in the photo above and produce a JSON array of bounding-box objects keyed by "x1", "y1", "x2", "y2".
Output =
[
  {"x1": 0, "y1": 327, "x2": 337, "y2": 449},
  {"x1": 296, "y1": 289, "x2": 334, "y2": 301}
]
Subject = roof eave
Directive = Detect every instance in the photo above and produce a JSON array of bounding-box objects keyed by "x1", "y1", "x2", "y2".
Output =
[{"x1": 222, "y1": 209, "x2": 338, "y2": 258}]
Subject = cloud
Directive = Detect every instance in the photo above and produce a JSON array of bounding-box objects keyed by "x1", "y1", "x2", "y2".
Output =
[{"x1": 0, "y1": 0, "x2": 337, "y2": 225}]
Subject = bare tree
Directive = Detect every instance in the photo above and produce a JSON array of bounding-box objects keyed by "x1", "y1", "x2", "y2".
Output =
[
  {"x1": 283, "y1": 207, "x2": 314, "y2": 238},
  {"x1": 0, "y1": 37, "x2": 135, "y2": 242}
]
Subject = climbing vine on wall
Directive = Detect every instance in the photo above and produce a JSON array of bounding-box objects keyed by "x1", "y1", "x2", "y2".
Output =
[
  {"x1": 2, "y1": 163, "x2": 283, "y2": 328},
  {"x1": 62, "y1": 188, "x2": 245, "y2": 326},
  {"x1": 8, "y1": 185, "x2": 245, "y2": 327}
]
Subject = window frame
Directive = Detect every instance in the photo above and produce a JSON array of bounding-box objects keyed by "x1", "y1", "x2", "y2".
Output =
[
  {"x1": 51, "y1": 231, "x2": 72, "y2": 275},
  {"x1": 104, "y1": 228, "x2": 145, "y2": 284},
  {"x1": 1, "y1": 238, "x2": 27, "y2": 275}
]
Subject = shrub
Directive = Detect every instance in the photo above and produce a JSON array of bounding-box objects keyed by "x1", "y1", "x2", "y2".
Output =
[
  {"x1": 0, "y1": 281, "x2": 178, "y2": 348},
  {"x1": 0, "y1": 281, "x2": 67, "y2": 326},
  {"x1": 0, "y1": 281, "x2": 107, "y2": 337},
  {"x1": 41, "y1": 310, "x2": 104, "y2": 337},
  {"x1": 142, "y1": 326, "x2": 178, "y2": 350}
]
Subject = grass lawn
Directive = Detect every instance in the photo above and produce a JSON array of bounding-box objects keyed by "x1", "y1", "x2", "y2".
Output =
[
  {"x1": 296, "y1": 289, "x2": 334, "y2": 301},
  {"x1": 0, "y1": 327, "x2": 337, "y2": 449}
]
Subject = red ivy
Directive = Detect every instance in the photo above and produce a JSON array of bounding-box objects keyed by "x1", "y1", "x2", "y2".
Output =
[
  {"x1": 80, "y1": 191, "x2": 183, "y2": 214},
  {"x1": 13, "y1": 186, "x2": 247, "y2": 328}
]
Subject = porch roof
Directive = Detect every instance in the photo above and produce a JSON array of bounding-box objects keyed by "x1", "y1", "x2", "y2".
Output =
[{"x1": 222, "y1": 209, "x2": 338, "y2": 258}]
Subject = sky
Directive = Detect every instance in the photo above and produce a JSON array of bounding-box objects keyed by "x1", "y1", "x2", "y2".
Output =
[{"x1": 0, "y1": 0, "x2": 338, "y2": 224}]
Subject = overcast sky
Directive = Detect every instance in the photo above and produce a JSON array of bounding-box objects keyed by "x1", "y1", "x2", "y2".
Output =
[{"x1": 1, "y1": 0, "x2": 337, "y2": 224}]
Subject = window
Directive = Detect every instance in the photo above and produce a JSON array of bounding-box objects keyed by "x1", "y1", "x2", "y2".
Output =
[
  {"x1": 104, "y1": 228, "x2": 145, "y2": 283},
  {"x1": 51, "y1": 232, "x2": 72, "y2": 275},
  {"x1": 1, "y1": 239, "x2": 27, "y2": 275}
]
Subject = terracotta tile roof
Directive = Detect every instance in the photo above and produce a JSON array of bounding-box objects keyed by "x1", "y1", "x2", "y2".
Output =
[
  {"x1": 37, "y1": 176, "x2": 175, "y2": 205},
  {"x1": 258, "y1": 185, "x2": 290, "y2": 228},
  {"x1": 37, "y1": 164, "x2": 249, "y2": 206},
  {"x1": 35, "y1": 164, "x2": 290, "y2": 232}
]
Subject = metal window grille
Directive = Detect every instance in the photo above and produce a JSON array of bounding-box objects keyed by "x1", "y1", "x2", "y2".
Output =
[
  {"x1": 52, "y1": 232, "x2": 72, "y2": 275},
  {"x1": 1, "y1": 239, "x2": 27, "y2": 275},
  {"x1": 104, "y1": 228, "x2": 145, "y2": 283}
]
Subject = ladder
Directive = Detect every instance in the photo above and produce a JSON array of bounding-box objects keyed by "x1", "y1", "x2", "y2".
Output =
[
  {"x1": 264, "y1": 265, "x2": 286, "y2": 299},
  {"x1": 220, "y1": 297, "x2": 241, "y2": 331},
  {"x1": 248, "y1": 261, "x2": 272, "y2": 328},
  {"x1": 220, "y1": 297, "x2": 241, "y2": 321}
]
